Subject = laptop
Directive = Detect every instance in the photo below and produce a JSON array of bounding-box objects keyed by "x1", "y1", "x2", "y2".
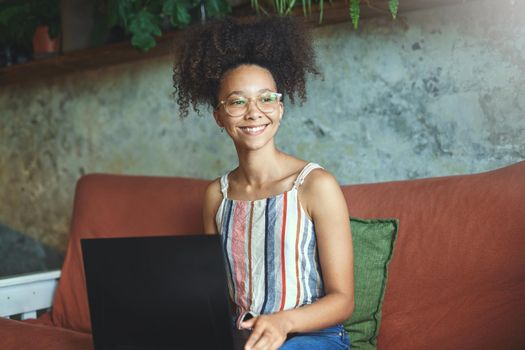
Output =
[{"x1": 81, "y1": 235, "x2": 251, "y2": 350}]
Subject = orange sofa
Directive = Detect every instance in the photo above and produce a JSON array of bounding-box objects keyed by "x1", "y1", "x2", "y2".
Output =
[{"x1": 1, "y1": 161, "x2": 524, "y2": 349}]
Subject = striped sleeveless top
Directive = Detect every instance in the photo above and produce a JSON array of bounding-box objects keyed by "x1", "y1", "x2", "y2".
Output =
[{"x1": 215, "y1": 162, "x2": 325, "y2": 328}]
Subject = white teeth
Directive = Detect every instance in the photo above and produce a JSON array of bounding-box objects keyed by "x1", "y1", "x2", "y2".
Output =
[{"x1": 242, "y1": 125, "x2": 266, "y2": 133}]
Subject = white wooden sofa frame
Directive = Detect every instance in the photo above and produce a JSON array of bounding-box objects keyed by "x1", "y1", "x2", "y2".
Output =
[{"x1": 0, "y1": 270, "x2": 61, "y2": 320}]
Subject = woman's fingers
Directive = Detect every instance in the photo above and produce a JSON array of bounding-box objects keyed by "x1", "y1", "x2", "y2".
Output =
[
  {"x1": 247, "y1": 331, "x2": 283, "y2": 350},
  {"x1": 244, "y1": 325, "x2": 264, "y2": 349},
  {"x1": 244, "y1": 314, "x2": 288, "y2": 350},
  {"x1": 240, "y1": 317, "x2": 256, "y2": 330},
  {"x1": 244, "y1": 323, "x2": 272, "y2": 349},
  {"x1": 245, "y1": 330, "x2": 286, "y2": 350},
  {"x1": 250, "y1": 331, "x2": 271, "y2": 350}
]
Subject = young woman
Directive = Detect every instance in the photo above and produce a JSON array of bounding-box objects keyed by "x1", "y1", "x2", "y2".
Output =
[{"x1": 173, "y1": 17, "x2": 354, "y2": 350}]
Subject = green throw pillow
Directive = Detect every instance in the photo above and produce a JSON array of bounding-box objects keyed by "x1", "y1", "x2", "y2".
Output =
[{"x1": 344, "y1": 217, "x2": 399, "y2": 350}]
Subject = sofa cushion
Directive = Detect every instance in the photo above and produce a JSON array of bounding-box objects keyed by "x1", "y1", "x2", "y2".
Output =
[
  {"x1": 344, "y1": 217, "x2": 398, "y2": 350},
  {"x1": 0, "y1": 317, "x2": 92, "y2": 350},
  {"x1": 343, "y1": 161, "x2": 525, "y2": 350},
  {"x1": 50, "y1": 174, "x2": 210, "y2": 332}
]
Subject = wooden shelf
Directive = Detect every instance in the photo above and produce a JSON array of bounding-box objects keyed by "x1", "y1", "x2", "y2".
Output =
[
  {"x1": 0, "y1": 0, "x2": 471, "y2": 87},
  {"x1": 0, "y1": 29, "x2": 183, "y2": 87}
]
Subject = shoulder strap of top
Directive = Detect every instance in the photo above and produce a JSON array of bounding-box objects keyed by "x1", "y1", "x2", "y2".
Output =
[
  {"x1": 219, "y1": 173, "x2": 229, "y2": 198},
  {"x1": 292, "y1": 162, "x2": 324, "y2": 189}
]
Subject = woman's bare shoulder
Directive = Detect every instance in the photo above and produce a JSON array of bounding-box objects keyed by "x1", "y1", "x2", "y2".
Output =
[
  {"x1": 203, "y1": 178, "x2": 223, "y2": 235},
  {"x1": 204, "y1": 178, "x2": 223, "y2": 209},
  {"x1": 205, "y1": 177, "x2": 221, "y2": 195},
  {"x1": 301, "y1": 167, "x2": 340, "y2": 195},
  {"x1": 299, "y1": 166, "x2": 345, "y2": 218}
]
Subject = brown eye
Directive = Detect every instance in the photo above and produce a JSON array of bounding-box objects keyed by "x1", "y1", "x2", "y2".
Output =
[
  {"x1": 227, "y1": 96, "x2": 247, "y2": 106},
  {"x1": 259, "y1": 92, "x2": 278, "y2": 104}
]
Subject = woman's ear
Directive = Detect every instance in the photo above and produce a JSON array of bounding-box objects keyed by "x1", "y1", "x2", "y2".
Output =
[
  {"x1": 279, "y1": 102, "x2": 284, "y2": 122},
  {"x1": 213, "y1": 110, "x2": 223, "y2": 128}
]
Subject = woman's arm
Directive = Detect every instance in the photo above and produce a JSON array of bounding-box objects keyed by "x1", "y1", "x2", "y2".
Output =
[
  {"x1": 242, "y1": 169, "x2": 354, "y2": 350},
  {"x1": 203, "y1": 179, "x2": 222, "y2": 235}
]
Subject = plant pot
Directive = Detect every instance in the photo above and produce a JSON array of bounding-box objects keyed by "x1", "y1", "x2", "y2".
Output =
[{"x1": 32, "y1": 25, "x2": 60, "y2": 60}]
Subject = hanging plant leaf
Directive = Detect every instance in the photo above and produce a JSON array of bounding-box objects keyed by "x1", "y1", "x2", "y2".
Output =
[
  {"x1": 251, "y1": 0, "x2": 260, "y2": 14},
  {"x1": 162, "y1": 0, "x2": 176, "y2": 17},
  {"x1": 164, "y1": 0, "x2": 192, "y2": 27},
  {"x1": 350, "y1": 0, "x2": 360, "y2": 29},
  {"x1": 128, "y1": 9, "x2": 162, "y2": 52},
  {"x1": 389, "y1": 0, "x2": 399, "y2": 19},
  {"x1": 318, "y1": 0, "x2": 323, "y2": 24},
  {"x1": 116, "y1": 0, "x2": 134, "y2": 29},
  {"x1": 205, "y1": 0, "x2": 231, "y2": 18},
  {"x1": 250, "y1": 0, "x2": 400, "y2": 28}
]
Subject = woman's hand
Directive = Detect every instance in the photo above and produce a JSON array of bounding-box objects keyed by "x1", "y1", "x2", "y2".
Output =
[{"x1": 241, "y1": 313, "x2": 292, "y2": 350}]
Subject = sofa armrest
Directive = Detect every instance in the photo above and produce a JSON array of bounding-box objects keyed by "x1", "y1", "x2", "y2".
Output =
[{"x1": 0, "y1": 270, "x2": 61, "y2": 319}]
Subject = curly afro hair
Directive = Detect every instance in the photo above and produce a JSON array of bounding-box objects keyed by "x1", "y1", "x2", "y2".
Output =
[{"x1": 172, "y1": 16, "x2": 321, "y2": 118}]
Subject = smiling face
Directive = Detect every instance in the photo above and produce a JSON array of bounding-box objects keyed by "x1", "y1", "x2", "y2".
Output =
[{"x1": 213, "y1": 64, "x2": 283, "y2": 152}]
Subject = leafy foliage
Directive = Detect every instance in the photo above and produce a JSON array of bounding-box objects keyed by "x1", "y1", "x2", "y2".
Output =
[
  {"x1": 350, "y1": 0, "x2": 360, "y2": 29},
  {"x1": 251, "y1": 0, "x2": 400, "y2": 27},
  {"x1": 128, "y1": 8, "x2": 162, "y2": 50},
  {"x1": 93, "y1": 0, "x2": 231, "y2": 52},
  {"x1": 389, "y1": 0, "x2": 399, "y2": 19}
]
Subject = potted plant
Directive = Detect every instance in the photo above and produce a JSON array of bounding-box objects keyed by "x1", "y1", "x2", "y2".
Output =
[
  {"x1": 0, "y1": 0, "x2": 60, "y2": 66},
  {"x1": 91, "y1": 0, "x2": 232, "y2": 52}
]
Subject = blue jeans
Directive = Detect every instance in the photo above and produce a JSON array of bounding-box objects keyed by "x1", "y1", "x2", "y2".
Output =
[{"x1": 279, "y1": 324, "x2": 350, "y2": 349}]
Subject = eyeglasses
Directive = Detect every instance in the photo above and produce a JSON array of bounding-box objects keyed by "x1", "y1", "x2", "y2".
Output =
[{"x1": 216, "y1": 91, "x2": 282, "y2": 117}]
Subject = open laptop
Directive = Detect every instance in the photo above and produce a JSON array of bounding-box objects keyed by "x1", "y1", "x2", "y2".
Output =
[{"x1": 81, "y1": 235, "x2": 250, "y2": 350}]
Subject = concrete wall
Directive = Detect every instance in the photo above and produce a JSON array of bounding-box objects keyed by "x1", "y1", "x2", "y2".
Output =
[{"x1": 0, "y1": 0, "x2": 523, "y2": 264}]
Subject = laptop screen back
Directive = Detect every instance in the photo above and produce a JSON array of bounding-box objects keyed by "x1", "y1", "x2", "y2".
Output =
[{"x1": 81, "y1": 235, "x2": 234, "y2": 350}]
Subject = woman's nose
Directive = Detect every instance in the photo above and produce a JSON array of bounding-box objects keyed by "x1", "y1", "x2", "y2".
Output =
[{"x1": 244, "y1": 98, "x2": 262, "y2": 119}]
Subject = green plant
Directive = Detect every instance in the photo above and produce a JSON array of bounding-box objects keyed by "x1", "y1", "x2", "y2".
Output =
[
  {"x1": 0, "y1": 0, "x2": 60, "y2": 51},
  {"x1": 251, "y1": 0, "x2": 399, "y2": 28},
  {"x1": 93, "y1": 0, "x2": 232, "y2": 52}
]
